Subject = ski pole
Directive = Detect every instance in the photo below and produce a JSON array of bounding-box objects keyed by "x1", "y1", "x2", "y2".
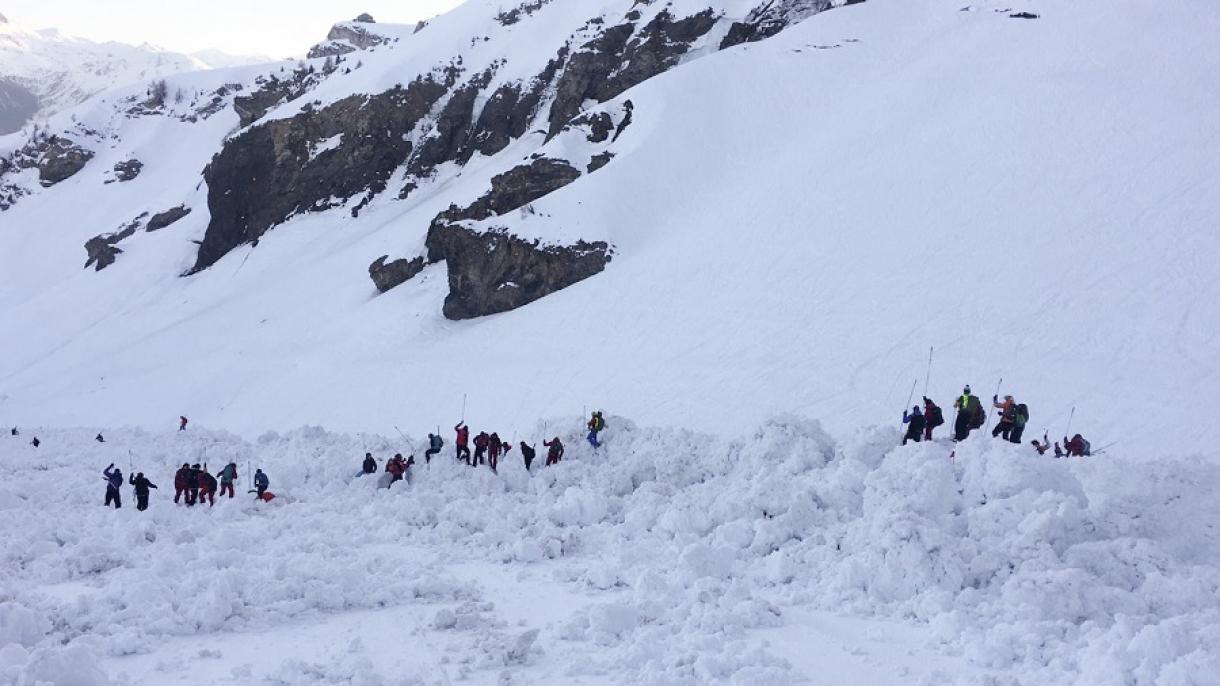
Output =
[
  {"x1": 923, "y1": 346, "x2": 934, "y2": 398},
  {"x1": 984, "y1": 377, "x2": 1003, "y2": 432},
  {"x1": 1064, "y1": 406, "x2": 1075, "y2": 440}
]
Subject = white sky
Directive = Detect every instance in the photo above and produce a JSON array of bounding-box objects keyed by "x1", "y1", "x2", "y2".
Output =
[{"x1": 3, "y1": 0, "x2": 465, "y2": 58}]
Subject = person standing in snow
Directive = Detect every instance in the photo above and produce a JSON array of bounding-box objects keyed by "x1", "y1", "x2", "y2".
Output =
[
  {"x1": 902, "y1": 406, "x2": 926, "y2": 445},
  {"x1": 198, "y1": 465, "x2": 218, "y2": 507},
  {"x1": 587, "y1": 411, "x2": 606, "y2": 448},
  {"x1": 922, "y1": 397, "x2": 944, "y2": 440},
  {"x1": 362, "y1": 452, "x2": 377, "y2": 474},
  {"x1": 173, "y1": 463, "x2": 191, "y2": 504},
  {"x1": 9, "y1": 427, "x2": 16, "y2": 436},
  {"x1": 102, "y1": 464, "x2": 123, "y2": 509},
  {"x1": 1009, "y1": 404, "x2": 1029, "y2": 444},
  {"x1": 217, "y1": 462, "x2": 238, "y2": 498},
  {"x1": 473, "y1": 431, "x2": 490, "y2": 466},
  {"x1": 253, "y1": 469, "x2": 270, "y2": 499},
  {"x1": 425, "y1": 433, "x2": 443, "y2": 463},
  {"x1": 488, "y1": 432, "x2": 503, "y2": 472},
  {"x1": 128, "y1": 472, "x2": 158, "y2": 511},
  {"x1": 991, "y1": 394, "x2": 1017, "y2": 440},
  {"x1": 952, "y1": 386, "x2": 983, "y2": 441},
  {"x1": 543, "y1": 437, "x2": 564, "y2": 466},
  {"x1": 186, "y1": 463, "x2": 202, "y2": 506},
  {"x1": 31, "y1": 437, "x2": 40, "y2": 448},
  {"x1": 520, "y1": 441, "x2": 536, "y2": 472},
  {"x1": 179, "y1": 416, "x2": 188, "y2": 431},
  {"x1": 454, "y1": 422, "x2": 471, "y2": 463}
]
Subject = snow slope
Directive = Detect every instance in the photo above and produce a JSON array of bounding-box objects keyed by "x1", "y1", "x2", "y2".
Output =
[
  {"x1": 0, "y1": 0, "x2": 1218, "y2": 458},
  {"x1": 2, "y1": 420, "x2": 1217, "y2": 684},
  {"x1": 0, "y1": 15, "x2": 269, "y2": 132}
]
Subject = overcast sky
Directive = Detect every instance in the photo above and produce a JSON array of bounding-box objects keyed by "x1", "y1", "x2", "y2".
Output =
[{"x1": 4, "y1": 0, "x2": 464, "y2": 57}]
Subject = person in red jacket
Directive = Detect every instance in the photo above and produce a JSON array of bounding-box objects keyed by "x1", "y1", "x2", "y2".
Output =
[
  {"x1": 1063, "y1": 434, "x2": 1091, "y2": 457},
  {"x1": 173, "y1": 463, "x2": 191, "y2": 504},
  {"x1": 488, "y1": 432, "x2": 502, "y2": 472},
  {"x1": 454, "y1": 422, "x2": 471, "y2": 464},
  {"x1": 197, "y1": 465, "x2": 218, "y2": 507},
  {"x1": 386, "y1": 454, "x2": 407, "y2": 484},
  {"x1": 543, "y1": 437, "x2": 564, "y2": 466},
  {"x1": 922, "y1": 397, "x2": 944, "y2": 440}
]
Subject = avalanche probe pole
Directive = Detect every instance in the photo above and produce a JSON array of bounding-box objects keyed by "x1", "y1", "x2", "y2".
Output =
[
  {"x1": 923, "y1": 346, "x2": 934, "y2": 398},
  {"x1": 461, "y1": 394, "x2": 467, "y2": 423},
  {"x1": 1064, "y1": 406, "x2": 1075, "y2": 441}
]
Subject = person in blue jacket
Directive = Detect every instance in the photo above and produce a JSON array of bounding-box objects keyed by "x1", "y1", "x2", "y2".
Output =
[
  {"x1": 902, "y1": 406, "x2": 926, "y2": 445},
  {"x1": 253, "y1": 469, "x2": 270, "y2": 499},
  {"x1": 102, "y1": 464, "x2": 123, "y2": 509}
]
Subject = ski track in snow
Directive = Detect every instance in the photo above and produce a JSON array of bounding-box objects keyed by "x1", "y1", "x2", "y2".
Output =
[{"x1": 2, "y1": 418, "x2": 1218, "y2": 685}]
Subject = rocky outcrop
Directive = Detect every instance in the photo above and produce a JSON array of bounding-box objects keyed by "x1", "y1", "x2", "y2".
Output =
[
  {"x1": 429, "y1": 225, "x2": 611, "y2": 319},
  {"x1": 369, "y1": 255, "x2": 426, "y2": 293},
  {"x1": 83, "y1": 214, "x2": 144, "y2": 271},
  {"x1": 546, "y1": 9, "x2": 716, "y2": 139},
  {"x1": 36, "y1": 136, "x2": 94, "y2": 186},
  {"x1": 307, "y1": 18, "x2": 392, "y2": 59},
  {"x1": 720, "y1": 0, "x2": 851, "y2": 49},
  {"x1": 497, "y1": 1, "x2": 551, "y2": 26},
  {"x1": 427, "y1": 158, "x2": 583, "y2": 262},
  {"x1": 146, "y1": 205, "x2": 191, "y2": 232},
  {"x1": 193, "y1": 77, "x2": 449, "y2": 273},
  {"x1": 110, "y1": 159, "x2": 143, "y2": 182},
  {"x1": 233, "y1": 66, "x2": 331, "y2": 128}
]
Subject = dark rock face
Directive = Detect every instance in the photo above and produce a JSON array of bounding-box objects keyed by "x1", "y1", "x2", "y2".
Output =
[
  {"x1": 84, "y1": 214, "x2": 144, "y2": 271},
  {"x1": 436, "y1": 157, "x2": 582, "y2": 228},
  {"x1": 354, "y1": 13, "x2": 376, "y2": 23},
  {"x1": 429, "y1": 225, "x2": 611, "y2": 319},
  {"x1": 497, "y1": 0, "x2": 551, "y2": 26},
  {"x1": 587, "y1": 151, "x2": 615, "y2": 173},
  {"x1": 233, "y1": 66, "x2": 330, "y2": 128},
  {"x1": 406, "y1": 70, "x2": 495, "y2": 178},
  {"x1": 369, "y1": 255, "x2": 426, "y2": 293},
  {"x1": 36, "y1": 137, "x2": 94, "y2": 186},
  {"x1": 721, "y1": 0, "x2": 840, "y2": 49},
  {"x1": 112, "y1": 159, "x2": 143, "y2": 182},
  {"x1": 546, "y1": 9, "x2": 716, "y2": 139},
  {"x1": 193, "y1": 78, "x2": 448, "y2": 273},
  {"x1": 146, "y1": 205, "x2": 191, "y2": 232}
]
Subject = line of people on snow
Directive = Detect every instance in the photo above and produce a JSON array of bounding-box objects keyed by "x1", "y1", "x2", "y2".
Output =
[
  {"x1": 356, "y1": 413, "x2": 606, "y2": 486},
  {"x1": 901, "y1": 385, "x2": 1095, "y2": 457}
]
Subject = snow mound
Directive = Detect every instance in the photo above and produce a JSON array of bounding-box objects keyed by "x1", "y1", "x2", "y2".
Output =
[{"x1": 2, "y1": 417, "x2": 1217, "y2": 684}]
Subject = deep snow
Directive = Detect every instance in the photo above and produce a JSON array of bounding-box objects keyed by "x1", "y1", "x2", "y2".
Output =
[
  {"x1": 2, "y1": 418, "x2": 1217, "y2": 685},
  {"x1": 0, "y1": 0, "x2": 1216, "y2": 456}
]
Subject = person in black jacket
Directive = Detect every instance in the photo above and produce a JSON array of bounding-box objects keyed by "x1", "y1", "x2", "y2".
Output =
[
  {"x1": 520, "y1": 441, "x2": 536, "y2": 472},
  {"x1": 198, "y1": 466, "x2": 218, "y2": 507},
  {"x1": 128, "y1": 472, "x2": 158, "y2": 511},
  {"x1": 102, "y1": 464, "x2": 123, "y2": 509},
  {"x1": 902, "y1": 406, "x2": 926, "y2": 445},
  {"x1": 362, "y1": 452, "x2": 377, "y2": 474},
  {"x1": 186, "y1": 464, "x2": 202, "y2": 506}
]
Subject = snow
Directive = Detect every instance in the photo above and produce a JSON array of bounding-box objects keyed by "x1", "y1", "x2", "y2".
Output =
[
  {"x1": 1, "y1": 2, "x2": 1219, "y2": 680},
  {"x1": 1, "y1": 419, "x2": 1217, "y2": 684}
]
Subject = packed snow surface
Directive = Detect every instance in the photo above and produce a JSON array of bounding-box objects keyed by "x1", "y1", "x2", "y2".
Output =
[
  {"x1": 2, "y1": 418, "x2": 1218, "y2": 685},
  {"x1": 0, "y1": 0, "x2": 1217, "y2": 455}
]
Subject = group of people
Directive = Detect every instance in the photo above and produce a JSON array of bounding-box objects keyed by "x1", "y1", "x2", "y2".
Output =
[
  {"x1": 901, "y1": 385, "x2": 1094, "y2": 457},
  {"x1": 356, "y1": 413, "x2": 606, "y2": 486},
  {"x1": 100, "y1": 462, "x2": 271, "y2": 511}
]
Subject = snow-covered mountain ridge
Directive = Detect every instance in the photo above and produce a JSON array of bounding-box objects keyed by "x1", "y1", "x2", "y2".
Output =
[
  {"x1": 0, "y1": 14, "x2": 269, "y2": 134},
  {"x1": 0, "y1": 0, "x2": 1218, "y2": 457}
]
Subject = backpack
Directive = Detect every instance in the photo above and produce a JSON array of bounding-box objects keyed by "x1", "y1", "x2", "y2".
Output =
[
  {"x1": 1080, "y1": 438, "x2": 1091, "y2": 455},
  {"x1": 927, "y1": 405, "x2": 944, "y2": 428},
  {"x1": 1014, "y1": 404, "x2": 1029, "y2": 427},
  {"x1": 595, "y1": 415, "x2": 606, "y2": 431},
  {"x1": 968, "y1": 396, "x2": 985, "y2": 428}
]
